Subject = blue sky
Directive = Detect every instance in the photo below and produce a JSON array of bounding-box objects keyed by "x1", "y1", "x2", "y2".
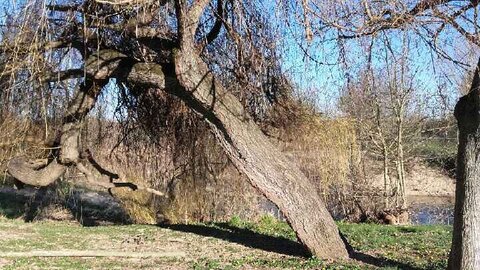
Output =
[
  {"x1": 0, "y1": 0, "x2": 476, "y2": 118},
  {"x1": 277, "y1": 18, "x2": 476, "y2": 117}
]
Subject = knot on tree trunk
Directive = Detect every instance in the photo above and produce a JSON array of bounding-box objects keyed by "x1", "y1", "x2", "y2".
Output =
[{"x1": 454, "y1": 94, "x2": 480, "y2": 134}]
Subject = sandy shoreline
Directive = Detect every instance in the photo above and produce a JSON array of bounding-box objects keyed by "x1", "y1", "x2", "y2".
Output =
[{"x1": 371, "y1": 164, "x2": 455, "y2": 198}]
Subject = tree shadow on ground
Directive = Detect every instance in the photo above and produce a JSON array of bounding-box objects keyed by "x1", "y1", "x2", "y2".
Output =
[
  {"x1": 350, "y1": 251, "x2": 423, "y2": 270},
  {"x1": 162, "y1": 222, "x2": 425, "y2": 269},
  {"x1": 0, "y1": 188, "x2": 29, "y2": 218},
  {"x1": 161, "y1": 222, "x2": 309, "y2": 257}
]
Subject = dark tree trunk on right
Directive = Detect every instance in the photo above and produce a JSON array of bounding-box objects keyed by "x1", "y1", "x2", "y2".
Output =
[{"x1": 448, "y1": 58, "x2": 480, "y2": 270}]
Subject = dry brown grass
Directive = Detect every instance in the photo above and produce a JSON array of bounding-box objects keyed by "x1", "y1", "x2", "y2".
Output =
[
  {"x1": 110, "y1": 181, "x2": 157, "y2": 225},
  {"x1": 274, "y1": 113, "x2": 365, "y2": 219},
  {"x1": 0, "y1": 115, "x2": 50, "y2": 172},
  {"x1": 80, "y1": 118, "x2": 262, "y2": 224},
  {"x1": 280, "y1": 115, "x2": 360, "y2": 190}
]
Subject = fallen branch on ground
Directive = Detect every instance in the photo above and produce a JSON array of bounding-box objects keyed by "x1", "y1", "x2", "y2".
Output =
[{"x1": 0, "y1": 250, "x2": 185, "y2": 258}]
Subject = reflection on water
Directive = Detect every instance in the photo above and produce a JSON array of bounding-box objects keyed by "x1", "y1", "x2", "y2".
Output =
[
  {"x1": 408, "y1": 196, "x2": 454, "y2": 225},
  {"x1": 409, "y1": 204, "x2": 454, "y2": 225}
]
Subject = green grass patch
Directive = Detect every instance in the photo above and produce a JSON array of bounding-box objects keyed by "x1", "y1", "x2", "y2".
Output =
[
  {"x1": 339, "y1": 222, "x2": 451, "y2": 269},
  {"x1": 0, "y1": 215, "x2": 452, "y2": 269},
  {"x1": 228, "y1": 215, "x2": 297, "y2": 241},
  {"x1": 190, "y1": 216, "x2": 451, "y2": 269}
]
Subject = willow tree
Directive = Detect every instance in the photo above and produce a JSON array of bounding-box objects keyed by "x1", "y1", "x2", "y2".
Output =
[
  {"x1": 295, "y1": 0, "x2": 480, "y2": 268},
  {"x1": 0, "y1": 0, "x2": 350, "y2": 259}
]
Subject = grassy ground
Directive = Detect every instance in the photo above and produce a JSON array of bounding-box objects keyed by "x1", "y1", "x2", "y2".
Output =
[{"x1": 0, "y1": 214, "x2": 451, "y2": 270}]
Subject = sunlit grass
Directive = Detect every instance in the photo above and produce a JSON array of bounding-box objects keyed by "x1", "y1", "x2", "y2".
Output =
[{"x1": 0, "y1": 215, "x2": 451, "y2": 269}]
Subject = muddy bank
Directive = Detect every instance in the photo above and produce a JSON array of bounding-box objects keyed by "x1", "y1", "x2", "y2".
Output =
[{"x1": 370, "y1": 165, "x2": 456, "y2": 225}]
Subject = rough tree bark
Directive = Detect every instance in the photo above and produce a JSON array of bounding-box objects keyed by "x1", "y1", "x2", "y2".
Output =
[
  {"x1": 170, "y1": 55, "x2": 349, "y2": 259},
  {"x1": 448, "y1": 58, "x2": 480, "y2": 270},
  {"x1": 175, "y1": 54, "x2": 349, "y2": 258}
]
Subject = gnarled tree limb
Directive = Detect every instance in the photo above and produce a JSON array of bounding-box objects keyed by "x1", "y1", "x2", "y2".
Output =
[
  {"x1": 7, "y1": 50, "x2": 167, "y2": 199},
  {"x1": 7, "y1": 157, "x2": 66, "y2": 187},
  {"x1": 76, "y1": 151, "x2": 168, "y2": 198}
]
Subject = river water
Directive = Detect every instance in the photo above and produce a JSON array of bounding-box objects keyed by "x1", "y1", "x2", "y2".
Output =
[
  {"x1": 408, "y1": 196, "x2": 454, "y2": 225},
  {"x1": 260, "y1": 195, "x2": 455, "y2": 225}
]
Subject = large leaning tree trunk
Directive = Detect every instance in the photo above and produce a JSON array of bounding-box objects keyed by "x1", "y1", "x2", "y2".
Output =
[
  {"x1": 449, "y1": 58, "x2": 480, "y2": 270},
  {"x1": 173, "y1": 1, "x2": 348, "y2": 259},
  {"x1": 5, "y1": 0, "x2": 349, "y2": 260},
  {"x1": 83, "y1": 47, "x2": 349, "y2": 258}
]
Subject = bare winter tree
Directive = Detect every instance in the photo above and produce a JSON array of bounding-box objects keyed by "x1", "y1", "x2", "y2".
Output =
[
  {"x1": 341, "y1": 61, "x2": 421, "y2": 211},
  {"x1": 5, "y1": 0, "x2": 480, "y2": 265},
  {"x1": 341, "y1": 69, "x2": 396, "y2": 208},
  {"x1": 295, "y1": 0, "x2": 480, "y2": 268},
  {"x1": 0, "y1": 0, "x2": 350, "y2": 259}
]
